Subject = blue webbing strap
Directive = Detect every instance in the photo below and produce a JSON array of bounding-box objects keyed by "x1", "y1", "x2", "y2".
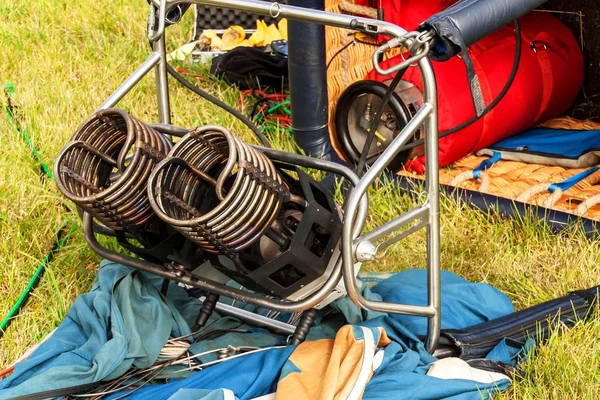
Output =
[
  {"x1": 548, "y1": 166, "x2": 600, "y2": 193},
  {"x1": 473, "y1": 151, "x2": 502, "y2": 179}
]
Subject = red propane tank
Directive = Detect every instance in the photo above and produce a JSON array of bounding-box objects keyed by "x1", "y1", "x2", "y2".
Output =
[{"x1": 358, "y1": 0, "x2": 584, "y2": 173}]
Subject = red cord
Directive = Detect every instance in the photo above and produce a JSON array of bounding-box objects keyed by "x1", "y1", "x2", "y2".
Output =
[
  {"x1": 272, "y1": 115, "x2": 292, "y2": 124},
  {"x1": 239, "y1": 90, "x2": 292, "y2": 130},
  {"x1": 175, "y1": 68, "x2": 205, "y2": 81},
  {"x1": 237, "y1": 92, "x2": 246, "y2": 107},
  {"x1": 0, "y1": 365, "x2": 14, "y2": 378}
]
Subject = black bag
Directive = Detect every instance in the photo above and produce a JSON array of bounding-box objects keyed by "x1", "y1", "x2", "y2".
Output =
[{"x1": 210, "y1": 47, "x2": 288, "y2": 91}]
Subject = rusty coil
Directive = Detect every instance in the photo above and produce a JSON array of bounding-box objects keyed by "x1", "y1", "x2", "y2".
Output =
[
  {"x1": 148, "y1": 125, "x2": 288, "y2": 255},
  {"x1": 54, "y1": 108, "x2": 171, "y2": 231}
]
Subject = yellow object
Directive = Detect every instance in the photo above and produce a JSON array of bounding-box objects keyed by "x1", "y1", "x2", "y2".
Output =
[
  {"x1": 276, "y1": 326, "x2": 391, "y2": 399},
  {"x1": 222, "y1": 25, "x2": 246, "y2": 50},
  {"x1": 249, "y1": 19, "x2": 287, "y2": 47},
  {"x1": 249, "y1": 20, "x2": 268, "y2": 47},
  {"x1": 354, "y1": 32, "x2": 371, "y2": 42},
  {"x1": 278, "y1": 18, "x2": 288, "y2": 41},
  {"x1": 265, "y1": 23, "x2": 283, "y2": 44},
  {"x1": 199, "y1": 29, "x2": 223, "y2": 51},
  {"x1": 167, "y1": 41, "x2": 199, "y2": 62},
  {"x1": 374, "y1": 131, "x2": 387, "y2": 142},
  {"x1": 198, "y1": 20, "x2": 290, "y2": 52}
]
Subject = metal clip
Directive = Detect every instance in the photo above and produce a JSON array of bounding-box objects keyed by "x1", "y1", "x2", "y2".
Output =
[
  {"x1": 147, "y1": 0, "x2": 166, "y2": 43},
  {"x1": 373, "y1": 30, "x2": 434, "y2": 77},
  {"x1": 269, "y1": 2, "x2": 282, "y2": 18},
  {"x1": 415, "y1": 30, "x2": 437, "y2": 47},
  {"x1": 217, "y1": 345, "x2": 261, "y2": 360}
]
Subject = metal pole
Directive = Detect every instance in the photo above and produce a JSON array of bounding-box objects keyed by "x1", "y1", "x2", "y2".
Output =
[
  {"x1": 422, "y1": 57, "x2": 441, "y2": 354},
  {"x1": 96, "y1": 52, "x2": 161, "y2": 111},
  {"x1": 341, "y1": 104, "x2": 438, "y2": 316},
  {"x1": 205, "y1": 298, "x2": 297, "y2": 335},
  {"x1": 170, "y1": 0, "x2": 409, "y2": 39},
  {"x1": 154, "y1": 34, "x2": 171, "y2": 124}
]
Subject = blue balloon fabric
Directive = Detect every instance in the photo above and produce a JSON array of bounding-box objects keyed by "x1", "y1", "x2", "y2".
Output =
[
  {"x1": 371, "y1": 270, "x2": 514, "y2": 336},
  {"x1": 0, "y1": 261, "x2": 516, "y2": 400}
]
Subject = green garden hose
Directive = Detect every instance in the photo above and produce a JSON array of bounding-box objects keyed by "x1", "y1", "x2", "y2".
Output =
[
  {"x1": 0, "y1": 226, "x2": 76, "y2": 337},
  {"x1": 3, "y1": 84, "x2": 54, "y2": 180},
  {"x1": 1, "y1": 84, "x2": 71, "y2": 337}
]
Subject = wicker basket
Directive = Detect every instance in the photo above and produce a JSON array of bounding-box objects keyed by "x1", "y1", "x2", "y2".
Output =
[{"x1": 431, "y1": 117, "x2": 600, "y2": 220}]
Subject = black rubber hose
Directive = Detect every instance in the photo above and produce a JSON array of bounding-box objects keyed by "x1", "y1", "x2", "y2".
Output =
[
  {"x1": 166, "y1": 64, "x2": 271, "y2": 148},
  {"x1": 191, "y1": 293, "x2": 219, "y2": 331},
  {"x1": 288, "y1": 309, "x2": 317, "y2": 345},
  {"x1": 356, "y1": 69, "x2": 405, "y2": 175}
]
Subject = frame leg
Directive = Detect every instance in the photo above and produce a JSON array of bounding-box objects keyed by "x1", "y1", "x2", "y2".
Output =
[
  {"x1": 96, "y1": 52, "x2": 161, "y2": 112},
  {"x1": 423, "y1": 63, "x2": 441, "y2": 354},
  {"x1": 154, "y1": 34, "x2": 171, "y2": 124}
]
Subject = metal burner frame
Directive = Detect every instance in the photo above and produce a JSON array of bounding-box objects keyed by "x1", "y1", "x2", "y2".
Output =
[{"x1": 88, "y1": 0, "x2": 441, "y2": 352}]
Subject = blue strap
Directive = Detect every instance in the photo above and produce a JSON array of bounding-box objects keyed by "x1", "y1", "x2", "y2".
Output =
[
  {"x1": 473, "y1": 151, "x2": 502, "y2": 179},
  {"x1": 548, "y1": 166, "x2": 600, "y2": 193}
]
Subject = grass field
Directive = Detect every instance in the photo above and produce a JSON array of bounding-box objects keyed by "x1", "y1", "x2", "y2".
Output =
[{"x1": 2, "y1": 0, "x2": 600, "y2": 398}]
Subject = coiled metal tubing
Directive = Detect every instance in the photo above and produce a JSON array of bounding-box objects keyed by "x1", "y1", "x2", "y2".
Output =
[
  {"x1": 54, "y1": 108, "x2": 171, "y2": 231},
  {"x1": 148, "y1": 125, "x2": 288, "y2": 255}
]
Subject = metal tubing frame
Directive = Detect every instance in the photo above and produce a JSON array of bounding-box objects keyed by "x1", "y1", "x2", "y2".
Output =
[
  {"x1": 96, "y1": 52, "x2": 161, "y2": 112},
  {"x1": 154, "y1": 34, "x2": 171, "y2": 124},
  {"x1": 96, "y1": 0, "x2": 441, "y2": 351},
  {"x1": 341, "y1": 103, "x2": 441, "y2": 351},
  {"x1": 363, "y1": 205, "x2": 429, "y2": 243}
]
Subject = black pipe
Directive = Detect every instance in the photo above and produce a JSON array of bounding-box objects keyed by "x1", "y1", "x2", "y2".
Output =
[
  {"x1": 287, "y1": 0, "x2": 335, "y2": 161},
  {"x1": 191, "y1": 293, "x2": 220, "y2": 331},
  {"x1": 288, "y1": 309, "x2": 317, "y2": 345}
]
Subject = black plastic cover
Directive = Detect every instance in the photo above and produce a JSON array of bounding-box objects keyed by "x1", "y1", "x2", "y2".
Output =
[{"x1": 440, "y1": 286, "x2": 600, "y2": 360}]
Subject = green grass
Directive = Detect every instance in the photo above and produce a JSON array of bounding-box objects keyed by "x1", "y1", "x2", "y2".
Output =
[{"x1": 2, "y1": 1, "x2": 600, "y2": 398}]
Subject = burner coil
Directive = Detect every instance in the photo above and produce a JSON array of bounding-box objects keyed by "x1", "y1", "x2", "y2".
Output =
[
  {"x1": 148, "y1": 126, "x2": 289, "y2": 255},
  {"x1": 54, "y1": 108, "x2": 171, "y2": 231}
]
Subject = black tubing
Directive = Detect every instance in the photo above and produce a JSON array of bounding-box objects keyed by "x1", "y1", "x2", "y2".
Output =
[
  {"x1": 287, "y1": 0, "x2": 333, "y2": 160},
  {"x1": 191, "y1": 293, "x2": 219, "y2": 331},
  {"x1": 288, "y1": 309, "x2": 317, "y2": 345},
  {"x1": 166, "y1": 64, "x2": 271, "y2": 148}
]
